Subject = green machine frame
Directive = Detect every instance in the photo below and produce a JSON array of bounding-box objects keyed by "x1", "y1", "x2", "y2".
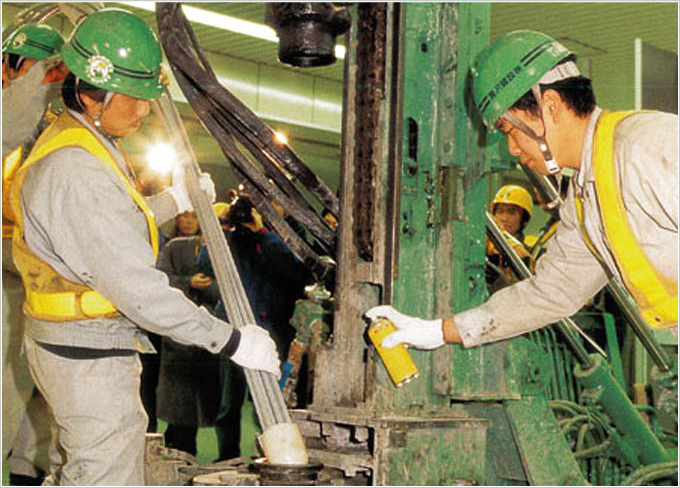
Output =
[{"x1": 290, "y1": 3, "x2": 677, "y2": 485}]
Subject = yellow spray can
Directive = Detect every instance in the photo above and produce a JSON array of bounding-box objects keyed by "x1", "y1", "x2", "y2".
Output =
[{"x1": 368, "y1": 319, "x2": 419, "y2": 387}]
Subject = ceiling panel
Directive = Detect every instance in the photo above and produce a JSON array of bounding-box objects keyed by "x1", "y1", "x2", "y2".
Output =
[
  {"x1": 1, "y1": 2, "x2": 345, "y2": 82},
  {"x1": 6, "y1": 2, "x2": 674, "y2": 88},
  {"x1": 491, "y1": 2, "x2": 677, "y2": 56}
]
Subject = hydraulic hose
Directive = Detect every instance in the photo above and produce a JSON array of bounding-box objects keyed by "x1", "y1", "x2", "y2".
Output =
[
  {"x1": 620, "y1": 460, "x2": 677, "y2": 485},
  {"x1": 155, "y1": 3, "x2": 337, "y2": 288}
]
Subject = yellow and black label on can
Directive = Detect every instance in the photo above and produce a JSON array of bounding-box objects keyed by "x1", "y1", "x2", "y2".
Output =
[{"x1": 368, "y1": 319, "x2": 419, "y2": 387}]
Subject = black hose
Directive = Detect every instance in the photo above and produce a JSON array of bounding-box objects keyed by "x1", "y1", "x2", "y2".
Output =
[{"x1": 155, "y1": 3, "x2": 337, "y2": 285}]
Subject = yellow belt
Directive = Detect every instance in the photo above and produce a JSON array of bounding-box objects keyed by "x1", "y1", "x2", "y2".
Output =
[{"x1": 24, "y1": 289, "x2": 119, "y2": 321}]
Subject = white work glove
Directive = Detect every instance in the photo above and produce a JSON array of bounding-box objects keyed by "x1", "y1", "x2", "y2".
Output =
[
  {"x1": 229, "y1": 324, "x2": 280, "y2": 376},
  {"x1": 364, "y1": 305, "x2": 444, "y2": 350},
  {"x1": 167, "y1": 163, "x2": 217, "y2": 214}
]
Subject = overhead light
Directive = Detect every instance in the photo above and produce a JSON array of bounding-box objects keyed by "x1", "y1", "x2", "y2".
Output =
[
  {"x1": 273, "y1": 131, "x2": 288, "y2": 145},
  {"x1": 146, "y1": 142, "x2": 177, "y2": 176},
  {"x1": 117, "y1": 2, "x2": 345, "y2": 60}
]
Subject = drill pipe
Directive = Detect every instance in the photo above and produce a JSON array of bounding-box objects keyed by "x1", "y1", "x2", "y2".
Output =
[
  {"x1": 485, "y1": 212, "x2": 601, "y2": 367},
  {"x1": 152, "y1": 92, "x2": 291, "y2": 431}
]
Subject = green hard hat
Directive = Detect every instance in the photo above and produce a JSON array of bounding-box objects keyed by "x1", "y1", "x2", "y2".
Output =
[
  {"x1": 2, "y1": 23, "x2": 64, "y2": 60},
  {"x1": 471, "y1": 30, "x2": 574, "y2": 128},
  {"x1": 60, "y1": 8, "x2": 163, "y2": 100}
]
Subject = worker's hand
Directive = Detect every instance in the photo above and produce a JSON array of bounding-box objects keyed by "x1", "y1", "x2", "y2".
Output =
[
  {"x1": 198, "y1": 173, "x2": 217, "y2": 204},
  {"x1": 364, "y1": 305, "x2": 444, "y2": 350},
  {"x1": 189, "y1": 273, "x2": 212, "y2": 289},
  {"x1": 229, "y1": 324, "x2": 280, "y2": 376},
  {"x1": 168, "y1": 163, "x2": 217, "y2": 213}
]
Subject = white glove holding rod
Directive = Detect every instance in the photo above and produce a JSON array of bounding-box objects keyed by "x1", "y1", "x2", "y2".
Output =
[
  {"x1": 168, "y1": 162, "x2": 217, "y2": 214},
  {"x1": 225, "y1": 324, "x2": 280, "y2": 376},
  {"x1": 364, "y1": 305, "x2": 444, "y2": 350}
]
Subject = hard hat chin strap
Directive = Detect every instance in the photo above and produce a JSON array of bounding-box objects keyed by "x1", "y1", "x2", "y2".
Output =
[
  {"x1": 524, "y1": 60, "x2": 580, "y2": 175},
  {"x1": 75, "y1": 77, "x2": 117, "y2": 139},
  {"x1": 502, "y1": 110, "x2": 561, "y2": 176}
]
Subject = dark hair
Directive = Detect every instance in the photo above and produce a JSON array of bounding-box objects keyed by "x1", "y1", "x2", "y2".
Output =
[
  {"x1": 3, "y1": 52, "x2": 24, "y2": 71},
  {"x1": 520, "y1": 210, "x2": 530, "y2": 229},
  {"x1": 226, "y1": 197, "x2": 254, "y2": 227},
  {"x1": 511, "y1": 59, "x2": 596, "y2": 118},
  {"x1": 61, "y1": 72, "x2": 108, "y2": 112},
  {"x1": 226, "y1": 188, "x2": 238, "y2": 204}
]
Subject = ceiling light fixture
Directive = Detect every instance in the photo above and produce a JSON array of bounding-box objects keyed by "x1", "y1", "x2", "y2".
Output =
[
  {"x1": 273, "y1": 131, "x2": 288, "y2": 145},
  {"x1": 117, "y1": 2, "x2": 346, "y2": 60}
]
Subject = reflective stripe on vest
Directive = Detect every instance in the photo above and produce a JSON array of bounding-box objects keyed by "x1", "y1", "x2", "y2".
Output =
[
  {"x1": 11, "y1": 112, "x2": 159, "y2": 321},
  {"x1": 577, "y1": 110, "x2": 678, "y2": 329}
]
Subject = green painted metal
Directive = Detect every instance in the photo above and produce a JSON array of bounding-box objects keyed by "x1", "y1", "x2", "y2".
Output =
[
  {"x1": 284, "y1": 2, "x2": 675, "y2": 485},
  {"x1": 460, "y1": 403, "x2": 528, "y2": 484},
  {"x1": 505, "y1": 396, "x2": 586, "y2": 485},
  {"x1": 378, "y1": 419, "x2": 489, "y2": 485},
  {"x1": 602, "y1": 312, "x2": 627, "y2": 388},
  {"x1": 383, "y1": 3, "x2": 589, "y2": 484},
  {"x1": 574, "y1": 354, "x2": 672, "y2": 467}
]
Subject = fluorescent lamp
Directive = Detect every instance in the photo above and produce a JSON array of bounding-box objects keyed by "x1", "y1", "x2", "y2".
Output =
[{"x1": 117, "y1": 2, "x2": 345, "y2": 59}]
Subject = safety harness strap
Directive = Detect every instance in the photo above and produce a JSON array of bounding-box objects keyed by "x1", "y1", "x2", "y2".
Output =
[{"x1": 578, "y1": 110, "x2": 677, "y2": 329}]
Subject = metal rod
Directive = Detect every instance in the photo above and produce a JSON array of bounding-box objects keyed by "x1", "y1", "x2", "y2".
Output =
[
  {"x1": 521, "y1": 166, "x2": 673, "y2": 371},
  {"x1": 486, "y1": 212, "x2": 597, "y2": 368},
  {"x1": 605, "y1": 280, "x2": 672, "y2": 372},
  {"x1": 152, "y1": 92, "x2": 291, "y2": 431}
]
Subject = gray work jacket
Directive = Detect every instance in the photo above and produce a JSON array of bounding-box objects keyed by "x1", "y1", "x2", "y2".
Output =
[
  {"x1": 456, "y1": 107, "x2": 679, "y2": 347},
  {"x1": 19, "y1": 110, "x2": 234, "y2": 353}
]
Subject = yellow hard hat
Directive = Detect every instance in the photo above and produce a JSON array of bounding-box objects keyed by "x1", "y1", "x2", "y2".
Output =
[
  {"x1": 213, "y1": 202, "x2": 230, "y2": 219},
  {"x1": 490, "y1": 184, "x2": 533, "y2": 217}
]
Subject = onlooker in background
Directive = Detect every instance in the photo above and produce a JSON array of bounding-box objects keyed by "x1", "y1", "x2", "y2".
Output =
[
  {"x1": 156, "y1": 211, "x2": 223, "y2": 457},
  {"x1": 198, "y1": 195, "x2": 311, "y2": 460},
  {"x1": 140, "y1": 210, "x2": 203, "y2": 433},
  {"x1": 486, "y1": 184, "x2": 535, "y2": 293}
]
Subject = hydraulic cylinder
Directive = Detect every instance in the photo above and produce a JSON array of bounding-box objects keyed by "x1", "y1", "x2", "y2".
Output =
[{"x1": 574, "y1": 354, "x2": 671, "y2": 467}]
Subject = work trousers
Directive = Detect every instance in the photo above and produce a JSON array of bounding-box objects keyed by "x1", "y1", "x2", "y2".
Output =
[
  {"x1": 2, "y1": 268, "x2": 34, "y2": 457},
  {"x1": 9, "y1": 390, "x2": 51, "y2": 478},
  {"x1": 215, "y1": 358, "x2": 248, "y2": 461},
  {"x1": 24, "y1": 337, "x2": 147, "y2": 486},
  {"x1": 2, "y1": 260, "x2": 52, "y2": 478}
]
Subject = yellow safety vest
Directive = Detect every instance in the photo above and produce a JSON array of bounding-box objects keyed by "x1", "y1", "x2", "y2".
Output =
[
  {"x1": 575, "y1": 110, "x2": 678, "y2": 329},
  {"x1": 2, "y1": 111, "x2": 60, "y2": 238},
  {"x1": 2, "y1": 145, "x2": 23, "y2": 238},
  {"x1": 9, "y1": 112, "x2": 159, "y2": 321}
]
